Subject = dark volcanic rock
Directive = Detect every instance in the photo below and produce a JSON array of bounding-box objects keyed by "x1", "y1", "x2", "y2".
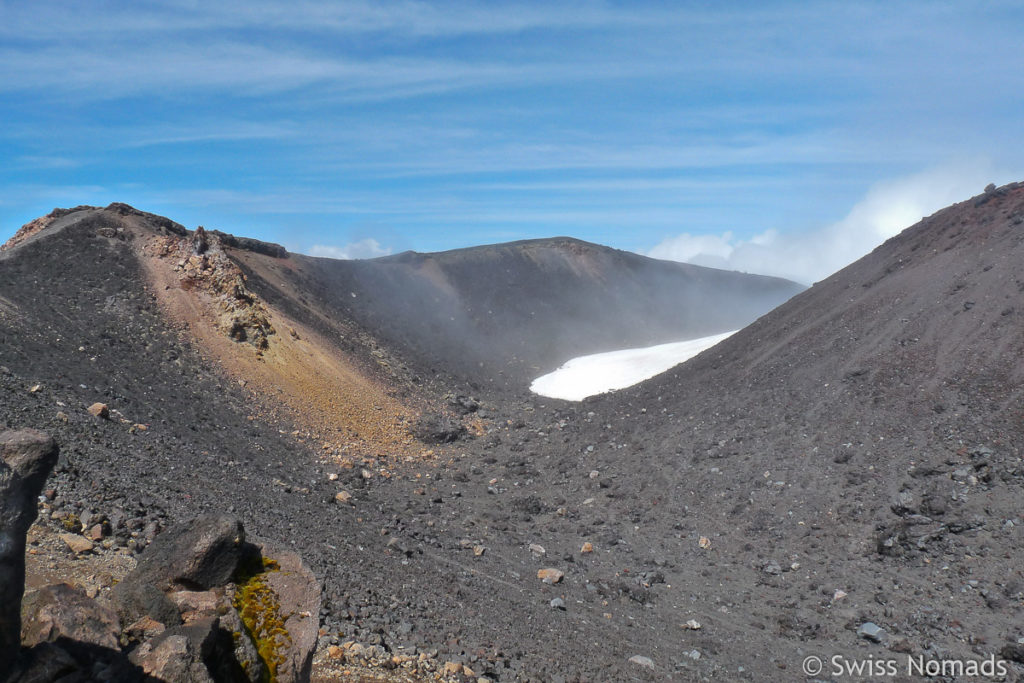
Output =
[
  {"x1": 0, "y1": 429, "x2": 58, "y2": 678},
  {"x1": 413, "y1": 412, "x2": 467, "y2": 444},
  {"x1": 10, "y1": 641, "x2": 146, "y2": 683},
  {"x1": 127, "y1": 514, "x2": 254, "y2": 591},
  {"x1": 209, "y1": 229, "x2": 288, "y2": 258},
  {"x1": 9, "y1": 643, "x2": 146, "y2": 683},
  {"x1": 129, "y1": 615, "x2": 227, "y2": 682},
  {"x1": 113, "y1": 515, "x2": 258, "y2": 626},
  {"x1": 113, "y1": 580, "x2": 183, "y2": 628},
  {"x1": 21, "y1": 583, "x2": 120, "y2": 650}
]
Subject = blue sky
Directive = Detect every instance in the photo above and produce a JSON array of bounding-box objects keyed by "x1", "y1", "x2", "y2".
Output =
[{"x1": 1, "y1": 1, "x2": 1022, "y2": 283}]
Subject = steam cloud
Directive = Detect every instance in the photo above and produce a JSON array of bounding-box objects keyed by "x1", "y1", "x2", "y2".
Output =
[
  {"x1": 306, "y1": 238, "x2": 391, "y2": 260},
  {"x1": 648, "y1": 163, "x2": 1004, "y2": 285}
]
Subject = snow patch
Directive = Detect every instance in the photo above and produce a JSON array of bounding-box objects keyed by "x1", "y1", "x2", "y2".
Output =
[{"x1": 530, "y1": 331, "x2": 736, "y2": 401}]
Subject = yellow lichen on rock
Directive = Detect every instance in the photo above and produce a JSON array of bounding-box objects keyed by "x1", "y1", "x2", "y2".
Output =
[{"x1": 233, "y1": 557, "x2": 290, "y2": 683}]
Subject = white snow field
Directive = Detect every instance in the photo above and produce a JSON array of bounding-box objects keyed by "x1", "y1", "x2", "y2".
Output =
[{"x1": 530, "y1": 330, "x2": 737, "y2": 401}]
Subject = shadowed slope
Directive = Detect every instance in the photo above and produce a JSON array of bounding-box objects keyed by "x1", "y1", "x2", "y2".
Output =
[{"x1": 233, "y1": 237, "x2": 804, "y2": 391}]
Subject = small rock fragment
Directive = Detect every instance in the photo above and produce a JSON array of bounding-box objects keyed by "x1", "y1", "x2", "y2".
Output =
[
  {"x1": 857, "y1": 622, "x2": 886, "y2": 643},
  {"x1": 529, "y1": 543, "x2": 546, "y2": 556},
  {"x1": 87, "y1": 402, "x2": 109, "y2": 419},
  {"x1": 683, "y1": 619, "x2": 702, "y2": 630},
  {"x1": 537, "y1": 568, "x2": 564, "y2": 584},
  {"x1": 550, "y1": 597, "x2": 565, "y2": 610},
  {"x1": 473, "y1": 545, "x2": 486, "y2": 557},
  {"x1": 167, "y1": 589, "x2": 220, "y2": 614},
  {"x1": 580, "y1": 542, "x2": 593, "y2": 554},
  {"x1": 59, "y1": 533, "x2": 94, "y2": 555},
  {"x1": 125, "y1": 615, "x2": 167, "y2": 641},
  {"x1": 334, "y1": 491, "x2": 352, "y2": 504},
  {"x1": 628, "y1": 655, "x2": 654, "y2": 670},
  {"x1": 698, "y1": 536, "x2": 712, "y2": 550}
]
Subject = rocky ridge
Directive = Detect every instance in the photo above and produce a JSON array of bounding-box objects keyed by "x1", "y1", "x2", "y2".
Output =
[{"x1": 147, "y1": 225, "x2": 277, "y2": 352}]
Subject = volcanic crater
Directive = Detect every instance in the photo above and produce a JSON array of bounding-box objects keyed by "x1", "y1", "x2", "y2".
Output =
[{"x1": 2, "y1": 185, "x2": 1024, "y2": 681}]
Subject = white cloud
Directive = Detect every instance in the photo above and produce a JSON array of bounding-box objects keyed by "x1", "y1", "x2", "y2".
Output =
[
  {"x1": 648, "y1": 161, "x2": 1005, "y2": 284},
  {"x1": 305, "y1": 238, "x2": 391, "y2": 260}
]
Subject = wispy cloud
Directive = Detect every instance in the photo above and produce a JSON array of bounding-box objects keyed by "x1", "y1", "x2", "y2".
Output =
[
  {"x1": 0, "y1": 1, "x2": 660, "y2": 41},
  {"x1": 115, "y1": 123, "x2": 296, "y2": 149},
  {"x1": 12, "y1": 155, "x2": 82, "y2": 170},
  {"x1": 648, "y1": 161, "x2": 1006, "y2": 284},
  {"x1": 6, "y1": 1, "x2": 1016, "y2": 105},
  {"x1": 2, "y1": 2, "x2": 1023, "y2": 256},
  {"x1": 0, "y1": 44, "x2": 540, "y2": 101}
]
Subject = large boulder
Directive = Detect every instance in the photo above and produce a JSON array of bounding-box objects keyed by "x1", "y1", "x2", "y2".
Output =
[
  {"x1": 113, "y1": 515, "x2": 258, "y2": 626},
  {"x1": 110, "y1": 517, "x2": 320, "y2": 682},
  {"x1": 129, "y1": 615, "x2": 248, "y2": 683},
  {"x1": 0, "y1": 429, "x2": 58, "y2": 679},
  {"x1": 130, "y1": 514, "x2": 255, "y2": 591},
  {"x1": 21, "y1": 583, "x2": 120, "y2": 650}
]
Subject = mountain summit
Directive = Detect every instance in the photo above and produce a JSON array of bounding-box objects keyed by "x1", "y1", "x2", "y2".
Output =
[{"x1": 233, "y1": 234, "x2": 803, "y2": 388}]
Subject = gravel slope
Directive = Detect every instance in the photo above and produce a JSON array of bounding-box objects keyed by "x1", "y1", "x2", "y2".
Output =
[{"x1": 2, "y1": 187, "x2": 1023, "y2": 681}]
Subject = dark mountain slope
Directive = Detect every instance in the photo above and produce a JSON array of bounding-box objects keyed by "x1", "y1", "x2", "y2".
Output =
[
  {"x1": 4, "y1": 187, "x2": 1023, "y2": 682},
  {"x1": 619, "y1": 180, "x2": 1024, "y2": 448},
  {"x1": 232, "y1": 237, "x2": 803, "y2": 390},
  {"x1": 0, "y1": 205, "x2": 806, "y2": 681},
  {"x1": 530, "y1": 181, "x2": 1024, "y2": 674},
  {"x1": 0, "y1": 208, "x2": 667, "y2": 681}
]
